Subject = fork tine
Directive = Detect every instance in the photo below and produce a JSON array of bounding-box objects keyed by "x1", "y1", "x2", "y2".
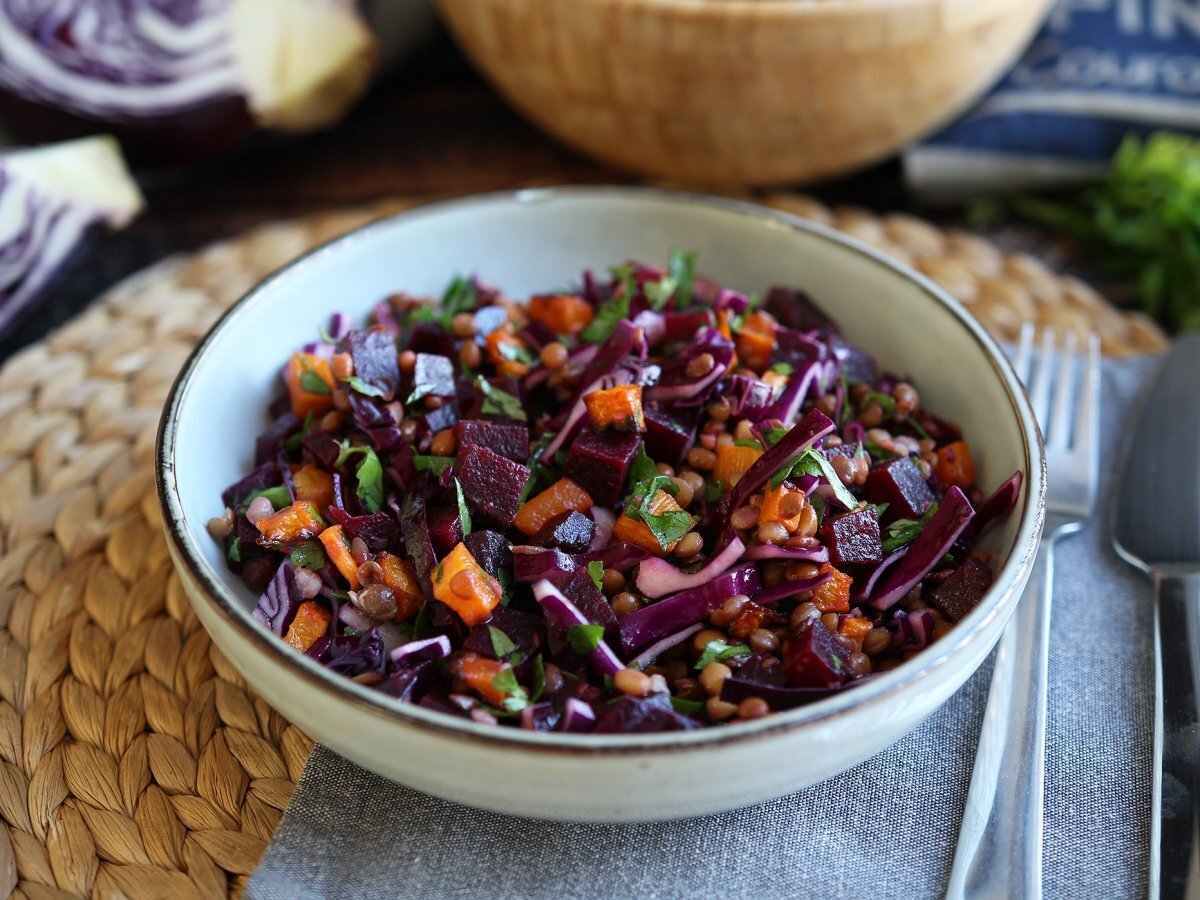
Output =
[
  {"x1": 1046, "y1": 331, "x2": 1078, "y2": 448},
  {"x1": 1027, "y1": 328, "x2": 1057, "y2": 431},
  {"x1": 1012, "y1": 323, "x2": 1035, "y2": 384},
  {"x1": 1076, "y1": 332, "x2": 1100, "y2": 479}
]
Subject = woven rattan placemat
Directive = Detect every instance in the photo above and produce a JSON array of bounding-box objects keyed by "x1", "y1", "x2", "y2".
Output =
[{"x1": 0, "y1": 194, "x2": 1167, "y2": 900}]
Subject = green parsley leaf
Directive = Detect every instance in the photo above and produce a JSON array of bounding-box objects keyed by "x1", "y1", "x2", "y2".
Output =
[
  {"x1": 865, "y1": 441, "x2": 902, "y2": 461},
  {"x1": 694, "y1": 639, "x2": 751, "y2": 671},
  {"x1": 342, "y1": 375, "x2": 387, "y2": 398},
  {"x1": 318, "y1": 323, "x2": 337, "y2": 344},
  {"x1": 761, "y1": 426, "x2": 789, "y2": 448},
  {"x1": 440, "y1": 275, "x2": 478, "y2": 330},
  {"x1": 567, "y1": 623, "x2": 606, "y2": 655},
  {"x1": 402, "y1": 305, "x2": 437, "y2": 326},
  {"x1": 477, "y1": 376, "x2": 527, "y2": 422},
  {"x1": 769, "y1": 448, "x2": 858, "y2": 509},
  {"x1": 881, "y1": 502, "x2": 939, "y2": 553},
  {"x1": 413, "y1": 455, "x2": 456, "y2": 475},
  {"x1": 498, "y1": 341, "x2": 538, "y2": 365},
  {"x1": 670, "y1": 696, "x2": 704, "y2": 715},
  {"x1": 628, "y1": 443, "x2": 660, "y2": 488},
  {"x1": 299, "y1": 369, "x2": 331, "y2": 396},
  {"x1": 335, "y1": 443, "x2": 384, "y2": 512},
  {"x1": 521, "y1": 434, "x2": 559, "y2": 504},
  {"x1": 405, "y1": 382, "x2": 437, "y2": 404},
  {"x1": 770, "y1": 362, "x2": 794, "y2": 376},
  {"x1": 284, "y1": 410, "x2": 315, "y2": 454},
  {"x1": 244, "y1": 485, "x2": 291, "y2": 510},
  {"x1": 530, "y1": 654, "x2": 546, "y2": 701},
  {"x1": 667, "y1": 248, "x2": 697, "y2": 309},
  {"x1": 628, "y1": 500, "x2": 695, "y2": 551},
  {"x1": 809, "y1": 491, "x2": 828, "y2": 525},
  {"x1": 290, "y1": 542, "x2": 325, "y2": 570},
  {"x1": 227, "y1": 537, "x2": 241, "y2": 563},
  {"x1": 454, "y1": 477, "x2": 473, "y2": 537},
  {"x1": 643, "y1": 275, "x2": 677, "y2": 311},
  {"x1": 490, "y1": 668, "x2": 529, "y2": 713},
  {"x1": 864, "y1": 390, "x2": 898, "y2": 420},
  {"x1": 581, "y1": 266, "x2": 633, "y2": 343},
  {"x1": 488, "y1": 626, "x2": 518, "y2": 660},
  {"x1": 587, "y1": 560, "x2": 605, "y2": 592},
  {"x1": 733, "y1": 438, "x2": 763, "y2": 450}
]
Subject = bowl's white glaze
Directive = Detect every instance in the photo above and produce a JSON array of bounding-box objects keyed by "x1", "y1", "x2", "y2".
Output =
[{"x1": 156, "y1": 188, "x2": 1045, "y2": 822}]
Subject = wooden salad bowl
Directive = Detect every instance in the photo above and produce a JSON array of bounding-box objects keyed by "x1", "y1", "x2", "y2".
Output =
[{"x1": 436, "y1": 0, "x2": 1054, "y2": 185}]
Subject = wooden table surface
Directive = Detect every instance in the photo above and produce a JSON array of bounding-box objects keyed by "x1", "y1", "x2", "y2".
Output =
[{"x1": 0, "y1": 28, "x2": 1062, "y2": 365}]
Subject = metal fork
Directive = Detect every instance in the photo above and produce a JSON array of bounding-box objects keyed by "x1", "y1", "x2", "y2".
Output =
[{"x1": 947, "y1": 325, "x2": 1100, "y2": 900}]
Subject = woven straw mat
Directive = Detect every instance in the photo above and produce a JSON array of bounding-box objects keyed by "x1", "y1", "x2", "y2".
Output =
[{"x1": 0, "y1": 194, "x2": 1168, "y2": 900}]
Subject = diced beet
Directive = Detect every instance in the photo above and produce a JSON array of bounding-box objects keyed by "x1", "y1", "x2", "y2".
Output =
[
  {"x1": 406, "y1": 323, "x2": 455, "y2": 358},
  {"x1": 378, "y1": 660, "x2": 434, "y2": 702},
  {"x1": 764, "y1": 286, "x2": 834, "y2": 333},
  {"x1": 830, "y1": 334, "x2": 878, "y2": 386},
  {"x1": 782, "y1": 620, "x2": 851, "y2": 689},
  {"x1": 459, "y1": 375, "x2": 524, "y2": 421},
  {"x1": 662, "y1": 310, "x2": 712, "y2": 342},
  {"x1": 864, "y1": 457, "x2": 935, "y2": 524},
  {"x1": 928, "y1": 556, "x2": 994, "y2": 622},
  {"x1": 330, "y1": 510, "x2": 399, "y2": 554},
  {"x1": 457, "y1": 443, "x2": 531, "y2": 529},
  {"x1": 462, "y1": 606, "x2": 546, "y2": 666},
  {"x1": 425, "y1": 504, "x2": 464, "y2": 557},
  {"x1": 422, "y1": 403, "x2": 459, "y2": 436},
  {"x1": 643, "y1": 406, "x2": 699, "y2": 467},
  {"x1": 533, "y1": 511, "x2": 595, "y2": 554},
  {"x1": 347, "y1": 393, "x2": 406, "y2": 456},
  {"x1": 910, "y1": 409, "x2": 962, "y2": 445},
  {"x1": 821, "y1": 442, "x2": 861, "y2": 461},
  {"x1": 411, "y1": 353, "x2": 455, "y2": 399},
  {"x1": 221, "y1": 462, "x2": 280, "y2": 509},
  {"x1": 347, "y1": 330, "x2": 400, "y2": 399},
  {"x1": 464, "y1": 530, "x2": 511, "y2": 579},
  {"x1": 592, "y1": 694, "x2": 701, "y2": 733},
  {"x1": 301, "y1": 429, "x2": 342, "y2": 470},
  {"x1": 455, "y1": 420, "x2": 530, "y2": 462},
  {"x1": 399, "y1": 494, "x2": 437, "y2": 600},
  {"x1": 519, "y1": 320, "x2": 557, "y2": 350},
  {"x1": 255, "y1": 413, "x2": 300, "y2": 465},
  {"x1": 559, "y1": 568, "x2": 619, "y2": 644},
  {"x1": 564, "y1": 427, "x2": 641, "y2": 507},
  {"x1": 819, "y1": 508, "x2": 882, "y2": 566}
]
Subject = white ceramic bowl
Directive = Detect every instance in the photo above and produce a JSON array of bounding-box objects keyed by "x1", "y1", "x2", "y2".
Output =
[{"x1": 156, "y1": 188, "x2": 1045, "y2": 823}]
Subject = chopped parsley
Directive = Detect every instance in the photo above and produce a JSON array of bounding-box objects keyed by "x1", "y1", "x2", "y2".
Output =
[
  {"x1": 694, "y1": 639, "x2": 752, "y2": 671},
  {"x1": 490, "y1": 668, "x2": 529, "y2": 713},
  {"x1": 863, "y1": 389, "x2": 898, "y2": 420},
  {"x1": 227, "y1": 537, "x2": 242, "y2": 563},
  {"x1": 299, "y1": 369, "x2": 331, "y2": 396},
  {"x1": 290, "y1": 542, "x2": 325, "y2": 570},
  {"x1": 770, "y1": 362, "x2": 794, "y2": 376},
  {"x1": 413, "y1": 455, "x2": 456, "y2": 475},
  {"x1": 335, "y1": 443, "x2": 384, "y2": 512},
  {"x1": 440, "y1": 275, "x2": 478, "y2": 330},
  {"x1": 530, "y1": 654, "x2": 546, "y2": 701},
  {"x1": 623, "y1": 472, "x2": 695, "y2": 550},
  {"x1": 342, "y1": 375, "x2": 387, "y2": 398},
  {"x1": 581, "y1": 265, "x2": 634, "y2": 343},
  {"x1": 769, "y1": 447, "x2": 858, "y2": 509},
  {"x1": 882, "y1": 502, "x2": 939, "y2": 553},
  {"x1": 454, "y1": 477, "x2": 473, "y2": 536},
  {"x1": 587, "y1": 560, "x2": 605, "y2": 591},
  {"x1": 865, "y1": 441, "x2": 902, "y2": 461},
  {"x1": 488, "y1": 626, "x2": 518, "y2": 661},
  {"x1": 671, "y1": 696, "x2": 704, "y2": 715},
  {"x1": 567, "y1": 623, "x2": 606, "y2": 655},
  {"x1": 667, "y1": 248, "x2": 697, "y2": 309},
  {"x1": 242, "y1": 485, "x2": 291, "y2": 511},
  {"x1": 477, "y1": 376, "x2": 527, "y2": 422}
]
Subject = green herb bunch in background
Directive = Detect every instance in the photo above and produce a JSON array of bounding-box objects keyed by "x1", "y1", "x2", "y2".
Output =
[{"x1": 997, "y1": 132, "x2": 1200, "y2": 332}]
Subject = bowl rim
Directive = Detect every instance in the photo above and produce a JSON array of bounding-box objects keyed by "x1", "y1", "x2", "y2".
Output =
[{"x1": 156, "y1": 185, "x2": 1046, "y2": 755}]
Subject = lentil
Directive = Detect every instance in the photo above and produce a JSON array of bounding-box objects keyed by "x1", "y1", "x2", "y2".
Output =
[
  {"x1": 674, "y1": 531, "x2": 704, "y2": 558},
  {"x1": 678, "y1": 470, "x2": 705, "y2": 495},
  {"x1": 790, "y1": 601, "x2": 821, "y2": 631},
  {"x1": 670, "y1": 476, "x2": 695, "y2": 508},
  {"x1": 349, "y1": 537, "x2": 370, "y2": 565},
  {"x1": 748, "y1": 628, "x2": 780, "y2": 654},
  {"x1": 893, "y1": 382, "x2": 918, "y2": 416},
  {"x1": 699, "y1": 662, "x2": 732, "y2": 695},
  {"x1": 459, "y1": 341, "x2": 482, "y2": 370},
  {"x1": 710, "y1": 593, "x2": 750, "y2": 627},
  {"x1": 706, "y1": 697, "x2": 738, "y2": 721},
  {"x1": 542, "y1": 663, "x2": 565, "y2": 695},
  {"x1": 614, "y1": 668, "x2": 652, "y2": 697},
  {"x1": 693, "y1": 628, "x2": 725, "y2": 653},
  {"x1": 540, "y1": 342, "x2": 569, "y2": 368},
  {"x1": 451, "y1": 312, "x2": 476, "y2": 338},
  {"x1": 600, "y1": 568, "x2": 625, "y2": 596},
  {"x1": 355, "y1": 584, "x2": 397, "y2": 619},
  {"x1": 731, "y1": 506, "x2": 760, "y2": 530},
  {"x1": 206, "y1": 508, "x2": 234, "y2": 539},
  {"x1": 686, "y1": 447, "x2": 717, "y2": 470},
  {"x1": 737, "y1": 697, "x2": 770, "y2": 719},
  {"x1": 706, "y1": 398, "x2": 731, "y2": 422},
  {"x1": 859, "y1": 401, "x2": 884, "y2": 427},
  {"x1": 757, "y1": 521, "x2": 790, "y2": 545},
  {"x1": 862, "y1": 627, "x2": 892, "y2": 656},
  {"x1": 430, "y1": 428, "x2": 457, "y2": 457},
  {"x1": 356, "y1": 560, "x2": 383, "y2": 585},
  {"x1": 685, "y1": 352, "x2": 715, "y2": 378},
  {"x1": 320, "y1": 411, "x2": 344, "y2": 432},
  {"x1": 398, "y1": 350, "x2": 417, "y2": 373},
  {"x1": 611, "y1": 592, "x2": 640, "y2": 618}
]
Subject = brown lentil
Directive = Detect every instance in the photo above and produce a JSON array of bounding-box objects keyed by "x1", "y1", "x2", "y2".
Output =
[
  {"x1": 699, "y1": 662, "x2": 732, "y2": 695},
  {"x1": 451, "y1": 312, "x2": 476, "y2": 338},
  {"x1": 459, "y1": 341, "x2": 482, "y2": 370},
  {"x1": 430, "y1": 428, "x2": 457, "y2": 457},
  {"x1": 693, "y1": 628, "x2": 725, "y2": 653},
  {"x1": 715, "y1": 433, "x2": 735, "y2": 448},
  {"x1": 815, "y1": 394, "x2": 839, "y2": 417},
  {"x1": 748, "y1": 628, "x2": 780, "y2": 654},
  {"x1": 349, "y1": 537, "x2": 370, "y2": 566},
  {"x1": 685, "y1": 352, "x2": 715, "y2": 378},
  {"x1": 796, "y1": 504, "x2": 819, "y2": 538},
  {"x1": 779, "y1": 492, "x2": 804, "y2": 519},
  {"x1": 670, "y1": 477, "x2": 695, "y2": 508},
  {"x1": 686, "y1": 447, "x2": 717, "y2": 470},
  {"x1": 706, "y1": 697, "x2": 738, "y2": 721},
  {"x1": 542, "y1": 663, "x2": 565, "y2": 695},
  {"x1": 425, "y1": 395, "x2": 444, "y2": 409},
  {"x1": 762, "y1": 561, "x2": 786, "y2": 587},
  {"x1": 600, "y1": 568, "x2": 626, "y2": 596},
  {"x1": 674, "y1": 531, "x2": 704, "y2": 558},
  {"x1": 706, "y1": 398, "x2": 731, "y2": 422},
  {"x1": 320, "y1": 411, "x2": 344, "y2": 432},
  {"x1": 206, "y1": 507, "x2": 235, "y2": 539},
  {"x1": 734, "y1": 419, "x2": 755, "y2": 441},
  {"x1": 662, "y1": 659, "x2": 689, "y2": 682},
  {"x1": 614, "y1": 668, "x2": 652, "y2": 697},
  {"x1": 731, "y1": 506, "x2": 760, "y2": 530},
  {"x1": 835, "y1": 633, "x2": 858, "y2": 654},
  {"x1": 820, "y1": 612, "x2": 840, "y2": 633},
  {"x1": 862, "y1": 627, "x2": 892, "y2": 656},
  {"x1": 356, "y1": 560, "x2": 384, "y2": 585},
  {"x1": 673, "y1": 678, "x2": 705, "y2": 701},
  {"x1": 398, "y1": 350, "x2": 417, "y2": 373},
  {"x1": 655, "y1": 462, "x2": 675, "y2": 477},
  {"x1": 710, "y1": 593, "x2": 750, "y2": 627},
  {"x1": 893, "y1": 382, "x2": 919, "y2": 417},
  {"x1": 540, "y1": 342, "x2": 569, "y2": 368},
  {"x1": 331, "y1": 387, "x2": 351, "y2": 412},
  {"x1": 847, "y1": 652, "x2": 872, "y2": 677},
  {"x1": 786, "y1": 561, "x2": 820, "y2": 582},
  {"x1": 757, "y1": 521, "x2": 790, "y2": 545},
  {"x1": 790, "y1": 601, "x2": 821, "y2": 631},
  {"x1": 737, "y1": 697, "x2": 770, "y2": 720},
  {"x1": 355, "y1": 584, "x2": 397, "y2": 619},
  {"x1": 859, "y1": 401, "x2": 884, "y2": 427},
  {"x1": 678, "y1": 470, "x2": 705, "y2": 495},
  {"x1": 611, "y1": 592, "x2": 640, "y2": 617}
]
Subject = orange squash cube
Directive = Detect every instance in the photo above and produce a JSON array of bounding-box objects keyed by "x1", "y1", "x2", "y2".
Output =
[{"x1": 432, "y1": 543, "x2": 503, "y2": 626}]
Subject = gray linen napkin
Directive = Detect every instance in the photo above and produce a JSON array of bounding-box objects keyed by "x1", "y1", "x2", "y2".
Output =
[{"x1": 247, "y1": 357, "x2": 1157, "y2": 900}]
